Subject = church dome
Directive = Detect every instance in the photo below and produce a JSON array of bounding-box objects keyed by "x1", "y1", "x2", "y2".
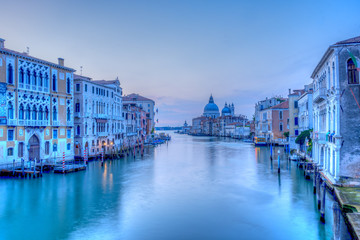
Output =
[
  {"x1": 222, "y1": 106, "x2": 231, "y2": 114},
  {"x1": 203, "y1": 95, "x2": 220, "y2": 118}
]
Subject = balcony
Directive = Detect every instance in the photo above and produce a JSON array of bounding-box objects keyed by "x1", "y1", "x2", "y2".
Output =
[
  {"x1": 74, "y1": 112, "x2": 81, "y2": 118},
  {"x1": 313, "y1": 87, "x2": 327, "y2": 103},
  {"x1": 94, "y1": 113, "x2": 109, "y2": 119},
  {"x1": 8, "y1": 119, "x2": 17, "y2": 126},
  {"x1": 52, "y1": 120, "x2": 60, "y2": 126},
  {"x1": 97, "y1": 132, "x2": 108, "y2": 137},
  {"x1": 66, "y1": 120, "x2": 73, "y2": 126},
  {"x1": 17, "y1": 120, "x2": 50, "y2": 127}
]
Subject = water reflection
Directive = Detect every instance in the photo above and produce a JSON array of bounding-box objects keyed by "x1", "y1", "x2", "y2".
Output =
[{"x1": 0, "y1": 134, "x2": 352, "y2": 240}]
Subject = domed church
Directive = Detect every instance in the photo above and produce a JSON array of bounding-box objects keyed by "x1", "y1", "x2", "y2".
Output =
[
  {"x1": 221, "y1": 102, "x2": 235, "y2": 116},
  {"x1": 203, "y1": 94, "x2": 220, "y2": 118}
]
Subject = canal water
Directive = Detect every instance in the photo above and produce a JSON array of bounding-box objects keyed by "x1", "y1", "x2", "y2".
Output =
[{"x1": 0, "y1": 133, "x2": 352, "y2": 240}]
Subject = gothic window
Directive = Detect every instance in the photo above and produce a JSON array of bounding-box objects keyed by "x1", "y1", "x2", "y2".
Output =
[
  {"x1": 38, "y1": 106, "x2": 43, "y2": 120},
  {"x1": 8, "y1": 102, "x2": 14, "y2": 119},
  {"x1": 85, "y1": 124, "x2": 88, "y2": 135},
  {"x1": 45, "y1": 73, "x2": 49, "y2": 88},
  {"x1": 348, "y1": 58, "x2": 359, "y2": 84},
  {"x1": 52, "y1": 74, "x2": 57, "y2": 91},
  {"x1": 45, "y1": 107, "x2": 49, "y2": 120},
  {"x1": 25, "y1": 105, "x2": 31, "y2": 120},
  {"x1": 279, "y1": 123, "x2": 283, "y2": 132},
  {"x1": 92, "y1": 123, "x2": 95, "y2": 134},
  {"x1": 53, "y1": 106, "x2": 57, "y2": 121},
  {"x1": 26, "y1": 69, "x2": 31, "y2": 84},
  {"x1": 67, "y1": 107, "x2": 71, "y2": 121},
  {"x1": 39, "y1": 72, "x2": 43, "y2": 87},
  {"x1": 7, "y1": 63, "x2": 13, "y2": 84},
  {"x1": 33, "y1": 70, "x2": 37, "y2": 86},
  {"x1": 19, "y1": 68, "x2": 24, "y2": 83},
  {"x1": 32, "y1": 105, "x2": 37, "y2": 120},
  {"x1": 332, "y1": 62, "x2": 335, "y2": 87},
  {"x1": 67, "y1": 77, "x2": 71, "y2": 94},
  {"x1": 19, "y1": 104, "x2": 24, "y2": 119}
]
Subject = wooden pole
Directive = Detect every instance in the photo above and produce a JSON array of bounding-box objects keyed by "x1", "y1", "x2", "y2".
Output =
[{"x1": 62, "y1": 152, "x2": 65, "y2": 174}]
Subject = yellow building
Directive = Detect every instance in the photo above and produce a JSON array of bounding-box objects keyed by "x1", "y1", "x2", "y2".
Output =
[{"x1": 0, "y1": 38, "x2": 75, "y2": 164}]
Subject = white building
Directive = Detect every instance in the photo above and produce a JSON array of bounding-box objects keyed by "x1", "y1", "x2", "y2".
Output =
[
  {"x1": 312, "y1": 36, "x2": 360, "y2": 183},
  {"x1": 73, "y1": 75, "x2": 124, "y2": 158}
]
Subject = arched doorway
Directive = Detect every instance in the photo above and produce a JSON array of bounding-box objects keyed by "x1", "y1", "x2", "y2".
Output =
[{"x1": 29, "y1": 135, "x2": 40, "y2": 162}]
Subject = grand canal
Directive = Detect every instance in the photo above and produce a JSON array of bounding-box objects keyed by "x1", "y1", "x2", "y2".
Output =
[{"x1": 0, "y1": 133, "x2": 352, "y2": 240}]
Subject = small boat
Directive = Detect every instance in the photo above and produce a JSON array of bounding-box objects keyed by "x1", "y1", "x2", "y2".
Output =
[
  {"x1": 254, "y1": 137, "x2": 267, "y2": 146},
  {"x1": 289, "y1": 154, "x2": 300, "y2": 161},
  {"x1": 243, "y1": 139, "x2": 253, "y2": 143}
]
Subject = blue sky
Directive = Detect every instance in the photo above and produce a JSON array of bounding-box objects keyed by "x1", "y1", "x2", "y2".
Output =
[{"x1": 1, "y1": 0, "x2": 360, "y2": 126}]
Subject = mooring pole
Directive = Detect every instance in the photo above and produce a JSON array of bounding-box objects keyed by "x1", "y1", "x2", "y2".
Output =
[
  {"x1": 320, "y1": 181, "x2": 326, "y2": 223},
  {"x1": 12, "y1": 159, "x2": 15, "y2": 176},
  {"x1": 270, "y1": 144, "x2": 273, "y2": 160},
  {"x1": 277, "y1": 149, "x2": 280, "y2": 174},
  {"x1": 63, "y1": 152, "x2": 65, "y2": 174},
  {"x1": 21, "y1": 158, "x2": 24, "y2": 177},
  {"x1": 313, "y1": 166, "x2": 317, "y2": 194}
]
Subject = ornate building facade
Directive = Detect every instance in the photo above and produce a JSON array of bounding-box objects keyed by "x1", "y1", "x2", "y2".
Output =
[{"x1": 0, "y1": 38, "x2": 75, "y2": 163}]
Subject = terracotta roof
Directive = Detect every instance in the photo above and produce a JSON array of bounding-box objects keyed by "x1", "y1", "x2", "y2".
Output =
[
  {"x1": 74, "y1": 74, "x2": 92, "y2": 81},
  {"x1": 334, "y1": 36, "x2": 360, "y2": 46},
  {"x1": 0, "y1": 47, "x2": 75, "y2": 72},
  {"x1": 270, "y1": 100, "x2": 289, "y2": 109},
  {"x1": 123, "y1": 93, "x2": 154, "y2": 103}
]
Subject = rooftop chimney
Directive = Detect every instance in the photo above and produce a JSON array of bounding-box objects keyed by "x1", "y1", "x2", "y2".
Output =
[
  {"x1": 0, "y1": 38, "x2": 5, "y2": 48},
  {"x1": 288, "y1": 88, "x2": 291, "y2": 95},
  {"x1": 58, "y1": 58, "x2": 64, "y2": 66}
]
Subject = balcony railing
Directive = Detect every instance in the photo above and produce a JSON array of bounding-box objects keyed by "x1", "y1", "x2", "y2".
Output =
[
  {"x1": 8, "y1": 119, "x2": 17, "y2": 126},
  {"x1": 15, "y1": 119, "x2": 49, "y2": 127},
  {"x1": 97, "y1": 132, "x2": 108, "y2": 137},
  {"x1": 52, "y1": 120, "x2": 60, "y2": 126},
  {"x1": 313, "y1": 87, "x2": 327, "y2": 103},
  {"x1": 94, "y1": 113, "x2": 109, "y2": 119}
]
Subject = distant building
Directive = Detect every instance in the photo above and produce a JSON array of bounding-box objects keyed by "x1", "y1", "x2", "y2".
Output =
[
  {"x1": 123, "y1": 93, "x2": 155, "y2": 134},
  {"x1": 254, "y1": 97, "x2": 285, "y2": 138},
  {"x1": 298, "y1": 84, "x2": 314, "y2": 133},
  {"x1": 288, "y1": 89, "x2": 305, "y2": 149},
  {"x1": 203, "y1": 95, "x2": 220, "y2": 118}
]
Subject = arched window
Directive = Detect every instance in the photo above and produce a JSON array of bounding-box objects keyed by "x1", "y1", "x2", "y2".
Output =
[
  {"x1": 53, "y1": 106, "x2": 57, "y2": 121},
  {"x1": 19, "y1": 68, "x2": 24, "y2": 84},
  {"x1": 44, "y1": 107, "x2": 49, "y2": 120},
  {"x1": 19, "y1": 104, "x2": 24, "y2": 120},
  {"x1": 7, "y1": 64, "x2": 13, "y2": 84},
  {"x1": 38, "y1": 106, "x2": 43, "y2": 120},
  {"x1": 52, "y1": 74, "x2": 57, "y2": 91},
  {"x1": 44, "y1": 73, "x2": 49, "y2": 88},
  {"x1": 67, "y1": 107, "x2": 71, "y2": 121},
  {"x1": 332, "y1": 62, "x2": 335, "y2": 87},
  {"x1": 92, "y1": 123, "x2": 95, "y2": 134},
  {"x1": 33, "y1": 70, "x2": 37, "y2": 86},
  {"x1": 75, "y1": 101, "x2": 80, "y2": 113},
  {"x1": 32, "y1": 105, "x2": 37, "y2": 120},
  {"x1": 26, "y1": 69, "x2": 31, "y2": 84},
  {"x1": 85, "y1": 100, "x2": 88, "y2": 114},
  {"x1": 8, "y1": 102, "x2": 14, "y2": 119},
  {"x1": 66, "y1": 77, "x2": 71, "y2": 94},
  {"x1": 25, "y1": 105, "x2": 31, "y2": 120},
  {"x1": 85, "y1": 124, "x2": 88, "y2": 135},
  {"x1": 39, "y1": 72, "x2": 43, "y2": 87},
  {"x1": 347, "y1": 58, "x2": 359, "y2": 84}
]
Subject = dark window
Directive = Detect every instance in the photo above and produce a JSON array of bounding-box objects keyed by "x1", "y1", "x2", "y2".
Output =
[
  {"x1": 67, "y1": 129, "x2": 71, "y2": 138},
  {"x1": 67, "y1": 78, "x2": 71, "y2": 93},
  {"x1": 52, "y1": 74, "x2": 57, "y2": 91},
  {"x1": 19, "y1": 68, "x2": 24, "y2": 83},
  {"x1": 85, "y1": 84, "x2": 87, "y2": 92},
  {"x1": 45, "y1": 141, "x2": 50, "y2": 154},
  {"x1": 7, "y1": 148, "x2": 13, "y2": 156},
  {"x1": 294, "y1": 101, "x2": 298, "y2": 108},
  {"x1": 67, "y1": 107, "x2": 71, "y2": 121},
  {"x1": 348, "y1": 58, "x2": 359, "y2": 84},
  {"x1": 294, "y1": 117, "x2": 298, "y2": 126},
  {"x1": 8, "y1": 102, "x2": 14, "y2": 119},
  {"x1": 18, "y1": 142, "x2": 24, "y2": 157},
  {"x1": 8, "y1": 129, "x2": 14, "y2": 141},
  {"x1": 67, "y1": 143, "x2": 71, "y2": 150},
  {"x1": 75, "y1": 102, "x2": 80, "y2": 112},
  {"x1": 92, "y1": 86, "x2": 94, "y2": 94},
  {"x1": 295, "y1": 130, "x2": 299, "y2": 136},
  {"x1": 53, "y1": 129, "x2": 58, "y2": 139},
  {"x1": 77, "y1": 125, "x2": 81, "y2": 135},
  {"x1": 7, "y1": 63, "x2": 13, "y2": 84},
  {"x1": 279, "y1": 123, "x2": 283, "y2": 132},
  {"x1": 76, "y1": 84, "x2": 80, "y2": 92},
  {"x1": 19, "y1": 104, "x2": 24, "y2": 119}
]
